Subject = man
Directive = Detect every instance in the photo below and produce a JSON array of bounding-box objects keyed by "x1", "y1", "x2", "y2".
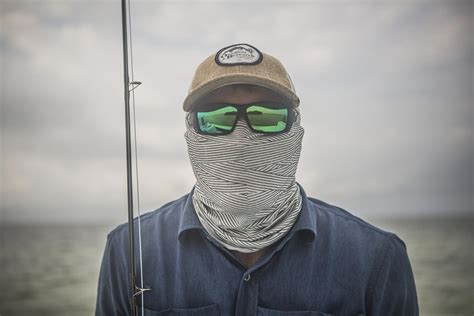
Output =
[{"x1": 96, "y1": 43, "x2": 418, "y2": 315}]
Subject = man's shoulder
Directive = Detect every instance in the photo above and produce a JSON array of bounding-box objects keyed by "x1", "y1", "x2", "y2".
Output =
[
  {"x1": 306, "y1": 196, "x2": 407, "y2": 251},
  {"x1": 107, "y1": 191, "x2": 191, "y2": 240}
]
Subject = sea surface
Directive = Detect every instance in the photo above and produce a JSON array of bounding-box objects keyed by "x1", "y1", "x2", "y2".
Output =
[{"x1": 0, "y1": 217, "x2": 472, "y2": 316}]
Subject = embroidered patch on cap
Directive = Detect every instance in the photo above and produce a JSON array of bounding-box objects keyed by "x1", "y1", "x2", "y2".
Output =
[{"x1": 215, "y1": 43, "x2": 263, "y2": 66}]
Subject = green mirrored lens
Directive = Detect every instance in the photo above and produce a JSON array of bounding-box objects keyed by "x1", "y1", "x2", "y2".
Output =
[
  {"x1": 247, "y1": 105, "x2": 288, "y2": 132},
  {"x1": 197, "y1": 106, "x2": 237, "y2": 134}
]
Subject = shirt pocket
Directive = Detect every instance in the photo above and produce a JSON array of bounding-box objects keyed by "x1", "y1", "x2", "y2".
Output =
[
  {"x1": 257, "y1": 306, "x2": 333, "y2": 316},
  {"x1": 142, "y1": 303, "x2": 219, "y2": 316}
]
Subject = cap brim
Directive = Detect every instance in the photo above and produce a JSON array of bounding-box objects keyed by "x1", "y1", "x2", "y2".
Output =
[{"x1": 182, "y1": 74, "x2": 300, "y2": 112}]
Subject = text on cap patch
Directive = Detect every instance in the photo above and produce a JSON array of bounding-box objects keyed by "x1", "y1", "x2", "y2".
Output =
[{"x1": 215, "y1": 43, "x2": 263, "y2": 66}]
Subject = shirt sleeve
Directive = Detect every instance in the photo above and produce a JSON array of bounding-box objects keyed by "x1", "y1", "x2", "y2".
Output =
[
  {"x1": 95, "y1": 230, "x2": 130, "y2": 316},
  {"x1": 367, "y1": 234, "x2": 419, "y2": 316}
]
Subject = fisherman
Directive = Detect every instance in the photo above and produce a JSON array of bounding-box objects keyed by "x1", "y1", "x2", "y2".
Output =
[{"x1": 96, "y1": 43, "x2": 418, "y2": 315}]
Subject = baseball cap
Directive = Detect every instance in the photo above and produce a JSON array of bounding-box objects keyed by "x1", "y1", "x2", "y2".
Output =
[{"x1": 183, "y1": 43, "x2": 300, "y2": 112}]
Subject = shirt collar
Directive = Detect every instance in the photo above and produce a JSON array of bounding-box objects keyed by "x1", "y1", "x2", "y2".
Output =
[{"x1": 178, "y1": 182, "x2": 317, "y2": 244}]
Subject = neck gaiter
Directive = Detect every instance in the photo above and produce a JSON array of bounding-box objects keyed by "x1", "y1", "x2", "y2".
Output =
[{"x1": 184, "y1": 107, "x2": 305, "y2": 253}]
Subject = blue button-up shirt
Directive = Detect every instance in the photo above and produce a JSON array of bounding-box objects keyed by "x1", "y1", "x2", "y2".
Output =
[{"x1": 96, "y1": 183, "x2": 418, "y2": 315}]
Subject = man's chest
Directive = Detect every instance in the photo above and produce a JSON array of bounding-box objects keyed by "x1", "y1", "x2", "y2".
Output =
[{"x1": 136, "y1": 238, "x2": 369, "y2": 316}]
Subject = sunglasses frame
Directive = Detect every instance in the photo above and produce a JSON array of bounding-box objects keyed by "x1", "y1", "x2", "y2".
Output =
[{"x1": 191, "y1": 101, "x2": 295, "y2": 136}]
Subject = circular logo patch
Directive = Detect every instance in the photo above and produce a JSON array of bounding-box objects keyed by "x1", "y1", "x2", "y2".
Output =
[{"x1": 215, "y1": 43, "x2": 263, "y2": 66}]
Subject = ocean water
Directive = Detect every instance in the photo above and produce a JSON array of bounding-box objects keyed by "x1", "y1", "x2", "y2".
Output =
[{"x1": 0, "y1": 217, "x2": 472, "y2": 316}]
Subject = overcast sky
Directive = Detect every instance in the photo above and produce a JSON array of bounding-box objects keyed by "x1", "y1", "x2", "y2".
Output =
[{"x1": 1, "y1": 0, "x2": 472, "y2": 224}]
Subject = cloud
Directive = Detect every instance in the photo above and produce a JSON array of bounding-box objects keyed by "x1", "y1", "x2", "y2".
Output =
[{"x1": 1, "y1": 0, "x2": 472, "y2": 224}]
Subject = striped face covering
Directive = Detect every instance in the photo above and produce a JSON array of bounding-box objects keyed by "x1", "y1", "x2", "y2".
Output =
[{"x1": 184, "y1": 107, "x2": 305, "y2": 253}]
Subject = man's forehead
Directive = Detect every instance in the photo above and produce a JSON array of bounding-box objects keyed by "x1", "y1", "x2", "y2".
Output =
[{"x1": 199, "y1": 84, "x2": 288, "y2": 104}]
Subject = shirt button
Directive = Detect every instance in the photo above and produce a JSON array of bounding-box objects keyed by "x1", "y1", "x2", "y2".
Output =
[{"x1": 243, "y1": 273, "x2": 251, "y2": 282}]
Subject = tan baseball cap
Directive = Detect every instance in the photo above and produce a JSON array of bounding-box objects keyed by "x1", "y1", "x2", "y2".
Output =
[{"x1": 183, "y1": 43, "x2": 300, "y2": 112}]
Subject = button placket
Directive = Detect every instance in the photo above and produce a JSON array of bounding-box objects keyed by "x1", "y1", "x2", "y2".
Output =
[{"x1": 235, "y1": 272, "x2": 258, "y2": 316}]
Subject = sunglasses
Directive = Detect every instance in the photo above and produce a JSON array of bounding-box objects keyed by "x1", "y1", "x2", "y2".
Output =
[{"x1": 192, "y1": 101, "x2": 294, "y2": 136}]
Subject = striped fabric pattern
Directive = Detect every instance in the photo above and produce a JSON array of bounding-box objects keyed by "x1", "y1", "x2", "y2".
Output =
[{"x1": 184, "y1": 108, "x2": 305, "y2": 253}]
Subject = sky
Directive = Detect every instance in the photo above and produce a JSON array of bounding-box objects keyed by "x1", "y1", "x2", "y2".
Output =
[{"x1": 0, "y1": 0, "x2": 472, "y2": 224}]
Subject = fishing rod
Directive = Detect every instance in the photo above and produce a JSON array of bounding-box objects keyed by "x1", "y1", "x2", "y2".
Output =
[{"x1": 120, "y1": 0, "x2": 149, "y2": 314}]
